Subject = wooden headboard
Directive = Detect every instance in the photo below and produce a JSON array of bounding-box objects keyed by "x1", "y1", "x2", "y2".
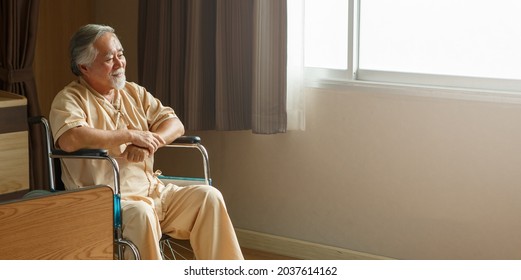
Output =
[{"x1": 0, "y1": 186, "x2": 114, "y2": 259}]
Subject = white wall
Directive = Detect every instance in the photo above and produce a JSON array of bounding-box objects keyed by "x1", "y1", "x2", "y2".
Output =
[{"x1": 174, "y1": 85, "x2": 521, "y2": 260}]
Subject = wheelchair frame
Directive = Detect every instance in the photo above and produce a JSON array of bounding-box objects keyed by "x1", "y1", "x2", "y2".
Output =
[
  {"x1": 32, "y1": 116, "x2": 212, "y2": 260},
  {"x1": 33, "y1": 116, "x2": 140, "y2": 260}
]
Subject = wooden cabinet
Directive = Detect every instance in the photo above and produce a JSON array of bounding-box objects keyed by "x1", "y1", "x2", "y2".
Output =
[{"x1": 0, "y1": 90, "x2": 28, "y2": 195}]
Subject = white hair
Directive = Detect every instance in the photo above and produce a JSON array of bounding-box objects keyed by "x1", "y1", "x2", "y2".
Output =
[{"x1": 69, "y1": 24, "x2": 116, "y2": 76}]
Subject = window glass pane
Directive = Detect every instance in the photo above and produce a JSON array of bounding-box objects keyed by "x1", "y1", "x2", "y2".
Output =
[
  {"x1": 359, "y1": 0, "x2": 521, "y2": 80},
  {"x1": 304, "y1": 0, "x2": 349, "y2": 70}
]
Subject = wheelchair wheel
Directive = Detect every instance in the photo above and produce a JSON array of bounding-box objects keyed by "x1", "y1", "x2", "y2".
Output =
[{"x1": 159, "y1": 235, "x2": 195, "y2": 260}]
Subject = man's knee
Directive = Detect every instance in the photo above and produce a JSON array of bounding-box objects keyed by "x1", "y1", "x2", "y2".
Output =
[
  {"x1": 196, "y1": 185, "x2": 225, "y2": 205},
  {"x1": 122, "y1": 200, "x2": 158, "y2": 225}
]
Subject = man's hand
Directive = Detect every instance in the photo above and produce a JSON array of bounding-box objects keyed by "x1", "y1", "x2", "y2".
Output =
[
  {"x1": 56, "y1": 125, "x2": 171, "y2": 155},
  {"x1": 129, "y1": 130, "x2": 166, "y2": 154},
  {"x1": 122, "y1": 144, "x2": 150, "y2": 162}
]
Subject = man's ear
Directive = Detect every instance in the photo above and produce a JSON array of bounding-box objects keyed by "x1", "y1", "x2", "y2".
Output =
[{"x1": 79, "y1": 64, "x2": 89, "y2": 75}]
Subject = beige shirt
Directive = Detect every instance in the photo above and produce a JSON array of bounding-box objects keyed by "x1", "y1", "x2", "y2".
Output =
[{"x1": 49, "y1": 78, "x2": 177, "y2": 203}]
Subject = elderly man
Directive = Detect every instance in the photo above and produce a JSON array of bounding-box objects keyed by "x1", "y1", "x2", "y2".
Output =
[{"x1": 49, "y1": 24, "x2": 243, "y2": 260}]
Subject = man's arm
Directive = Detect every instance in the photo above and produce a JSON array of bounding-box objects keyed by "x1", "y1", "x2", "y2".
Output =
[
  {"x1": 117, "y1": 117, "x2": 184, "y2": 163},
  {"x1": 152, "y1": 117, "x2": 185, "y2": 148},
  {"x1": 57, "y1": 125, "x2": 163, "y2": 154},
  {"x1": 120, "y1": 117, "x2": 185, "y2": 163}
]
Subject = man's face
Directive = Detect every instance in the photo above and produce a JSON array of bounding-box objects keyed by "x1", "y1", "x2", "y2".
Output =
[{"x1": 80, "y1": 32, "x2": 126, "y2": 94}]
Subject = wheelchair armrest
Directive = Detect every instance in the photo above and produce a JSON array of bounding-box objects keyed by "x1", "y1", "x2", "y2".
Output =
[
  {"x1": 50, "y1": 148, "x2": 120, "y2": 196},
  {"x1": 162, "y1": 135, "x2": 212, "y2": 186},
  {"x1": 172, "y1": 136, "x2": 201, "y2": 145},
  {"x1": 52, "y1": 149, "x2": 109, "y2": 157}
]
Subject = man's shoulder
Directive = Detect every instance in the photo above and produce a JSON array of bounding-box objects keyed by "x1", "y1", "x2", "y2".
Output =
[
  {"x1": 121, "y1": 81, "x2": 148, "y2": 99},
  {"x1": 124, "y1": 81, "x2": 143, "y2": 89},
  {"x1": 120, "y1": 80, "x2": 137, "y2": 91},
  {"x1": 58, "y1": 80, "x2": 87, "y2": 96}
]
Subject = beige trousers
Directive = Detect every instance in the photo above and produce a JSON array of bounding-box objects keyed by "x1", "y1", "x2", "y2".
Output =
[{"x1": 121, "y1": 184, "x2": 244, "y2": 260}]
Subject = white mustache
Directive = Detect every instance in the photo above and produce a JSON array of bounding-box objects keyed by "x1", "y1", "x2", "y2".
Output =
[{"x1": 112, "y1": 69, "x2": 125, "y2": 76}]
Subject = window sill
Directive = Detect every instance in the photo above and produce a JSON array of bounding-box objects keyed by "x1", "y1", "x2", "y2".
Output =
[{"x1": 305, "y1": 77, "x2": 521, "y2": 105}]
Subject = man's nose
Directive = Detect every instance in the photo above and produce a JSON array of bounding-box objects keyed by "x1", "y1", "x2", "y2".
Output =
[{"x1": 114, "y1": 56, "x2": 124, "y2": 69}]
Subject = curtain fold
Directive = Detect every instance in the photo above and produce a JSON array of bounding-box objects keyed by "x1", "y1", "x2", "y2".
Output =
[
  {"x1": 251, "y1": 0, "x2": 287, "y2": 133},
  {"x1": 139, "y1": 0, "x2": 287, "y2": 134},
  {"x1": 215, "y1": 0, "x2": 253, "y2": 131},
  {"x1": 0, "y1": 0, "x2": 47, "y2": 190},
  {"x1": 286, "y1": 0, "x2": 306, "y2": 131},
  {"x1": 185, "y1": 0, "x2": 217, "y2": 130}
]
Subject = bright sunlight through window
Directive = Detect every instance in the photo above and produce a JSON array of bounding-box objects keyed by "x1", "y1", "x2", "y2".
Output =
[
  {"x1": 304, "y1": 0, "x2": 349, "y2": 70},
  {"x1": 359, "y1": 0, "x2": 521, "y2": 80}
]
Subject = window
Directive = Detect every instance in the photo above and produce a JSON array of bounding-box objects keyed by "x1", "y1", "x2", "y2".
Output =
[
  {"x1": 302, "y1": 0, "x2": 521, "y2": 93},
  {"x1": 302, "y1": 0, "x2": 351, "y2": 81},
  {"x1": 304, "y1": 0, "x2": 348, "y2": 70}
]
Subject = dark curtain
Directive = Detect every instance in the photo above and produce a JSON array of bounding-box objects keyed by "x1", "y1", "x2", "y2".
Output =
[
  {"x1": 250, "y1": 0, "x2": 287, "y2": 133},
  {"x1": 138, "y1": 0, "x2": 287, "y2": 134},
  {"x1": 0, "y1": 0, "x2": 47, "y2": 190}
]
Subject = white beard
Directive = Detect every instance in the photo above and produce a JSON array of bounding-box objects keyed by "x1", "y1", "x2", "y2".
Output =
[{"x1": 111, "y1": 70, "x2": 126, "y2": 90}]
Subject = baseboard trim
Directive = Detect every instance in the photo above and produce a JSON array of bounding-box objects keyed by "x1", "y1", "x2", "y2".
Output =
[{"x1": 236, "y1": 228, "x2": 391, "y2": 260}]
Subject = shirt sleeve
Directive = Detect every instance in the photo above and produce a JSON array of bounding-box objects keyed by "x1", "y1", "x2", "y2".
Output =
[
  {"x1": 138, "y1": 84, "x2": 179, "y2": 132},
  {"x1": 49, "y1": 84, "x2": 89, "y2": 145}
]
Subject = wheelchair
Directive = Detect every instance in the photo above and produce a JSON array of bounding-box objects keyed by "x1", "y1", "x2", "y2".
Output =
[{"x1": 30, "y1": 116, "x2": 212, "y2": 260}]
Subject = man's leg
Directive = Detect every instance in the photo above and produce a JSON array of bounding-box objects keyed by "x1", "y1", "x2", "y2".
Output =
[
  {"x1": 159, "y1": 184, "x2": 244, "y2": 260},
  {"x1": 121, "y1": 200, "x2": 163, "y2": 260}
]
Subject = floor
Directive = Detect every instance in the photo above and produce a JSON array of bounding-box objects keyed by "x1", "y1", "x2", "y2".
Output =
[
  {"x1": 161, "y1": 239, "x2": 298, "y2": 260},
  {"x1": 241, "y1": 247, "x2": 298, "y2": 260}
]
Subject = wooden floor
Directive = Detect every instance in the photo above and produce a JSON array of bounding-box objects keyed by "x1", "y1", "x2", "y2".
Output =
[
  {"x1": 242, "y1": 247, "x2": 298, "y2": 260},
  {"x1": 161, "y1": 239, "x2": 298, "y2": 260}
]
